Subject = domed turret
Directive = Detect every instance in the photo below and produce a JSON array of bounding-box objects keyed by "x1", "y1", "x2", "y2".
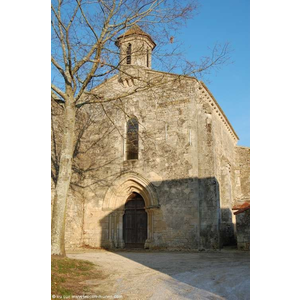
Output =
[{"x1": 115, "y1": 25, "x2": 156, "y2": 69}]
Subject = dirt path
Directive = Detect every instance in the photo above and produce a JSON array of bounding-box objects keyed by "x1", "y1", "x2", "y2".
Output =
[{"x1": 68, "y1": 250, "x2": 250, "y2": 300}]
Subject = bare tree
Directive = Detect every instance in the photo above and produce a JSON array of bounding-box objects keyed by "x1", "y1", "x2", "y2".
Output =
[{"x1": 51, "y1": 0, "x2": 230, "y2": 256}]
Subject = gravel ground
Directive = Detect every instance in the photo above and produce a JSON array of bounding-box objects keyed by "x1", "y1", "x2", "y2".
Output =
[{"x1": 67, "y1": 249, "x2": 250, "y2": 300}]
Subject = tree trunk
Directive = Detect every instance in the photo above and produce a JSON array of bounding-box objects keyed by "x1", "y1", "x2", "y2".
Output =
[{"x1": 51, "y1": 98, "x2": 76, "y2": 256}]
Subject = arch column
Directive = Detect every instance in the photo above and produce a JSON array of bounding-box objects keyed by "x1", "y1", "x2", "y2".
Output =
[
  {"x1": 107, "y1": 210, "x2": 125, "y2": 248},
  {"x1": 102, "y1": 172, "x2": 160, "y2": 249}
]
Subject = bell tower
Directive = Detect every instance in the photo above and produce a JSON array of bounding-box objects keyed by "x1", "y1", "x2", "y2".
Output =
[{"x1": 115, "y1": 25, "x2": 156, "y2": 69}]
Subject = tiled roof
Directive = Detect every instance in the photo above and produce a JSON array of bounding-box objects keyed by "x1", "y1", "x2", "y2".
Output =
[
  {"x1": 232, "y1": 202, "x2": 250, "y2": 215},
  {"x1": 122, "y1": 25, "x2": 147, "y2": 36},
  {"x1": 116, "y1": 25, "x2": 156, "y2": 48}
]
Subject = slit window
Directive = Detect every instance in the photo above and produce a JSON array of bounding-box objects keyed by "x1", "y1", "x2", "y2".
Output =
[
  {"x1": 147, "y1": 49, "x2": 149, "y2": 67},
  {"x1": 126, "y1": 43, "x2": 132, "y2": 65}
]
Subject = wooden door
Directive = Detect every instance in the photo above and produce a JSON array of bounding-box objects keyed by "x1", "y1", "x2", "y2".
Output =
[{"x1": 123, "y1": 196, "x2": 147, "y2": 248}]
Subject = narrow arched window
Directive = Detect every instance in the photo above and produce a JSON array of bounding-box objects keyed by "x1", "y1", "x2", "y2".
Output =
[
  {"x1": 126, "y1": 43, "x2": 132, "y2": 65},
  {"x1": 126, "y1": 118, "x2": 138, "y2": 160}
]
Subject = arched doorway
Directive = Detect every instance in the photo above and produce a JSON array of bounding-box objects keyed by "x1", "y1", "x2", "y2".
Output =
[
  {"x1": 102, "y1": 172, "x2": 160, "y2": 249},
  {"x1": 123, "y1": 193, "x2": 147, "y2": 248}
]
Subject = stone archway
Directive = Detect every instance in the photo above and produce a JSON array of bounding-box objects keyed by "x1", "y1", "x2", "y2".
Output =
[{"x1": 102, "y1": 172, "x2": 160, "y2": 249}]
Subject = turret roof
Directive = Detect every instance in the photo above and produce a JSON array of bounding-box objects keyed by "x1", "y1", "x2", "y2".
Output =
[{"x1": 115, "y1": 25, "x2": 156, "y2": 48}]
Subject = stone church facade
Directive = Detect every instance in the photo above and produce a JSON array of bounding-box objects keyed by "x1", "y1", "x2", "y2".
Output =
[{"x1": 51, "y1": 26, "x2": 250, "y2": 251}]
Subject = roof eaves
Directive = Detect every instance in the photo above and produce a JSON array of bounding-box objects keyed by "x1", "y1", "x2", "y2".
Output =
[{"x1": 200, "y1": 81, "x2": 239, "y2": 140}]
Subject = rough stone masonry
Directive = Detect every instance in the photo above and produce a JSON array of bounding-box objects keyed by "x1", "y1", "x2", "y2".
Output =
[{"x1": 51, "y1": 25, "x2": 250, "y2": 251}]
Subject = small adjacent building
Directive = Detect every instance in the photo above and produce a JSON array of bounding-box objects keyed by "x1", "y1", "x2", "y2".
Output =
[{"x1": 233, "y1": 202, "x2": 250, "y2": 250}]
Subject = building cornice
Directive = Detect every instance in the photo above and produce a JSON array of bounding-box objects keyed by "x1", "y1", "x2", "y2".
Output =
[{"x1": 199, "y1": 81, "x2": 239, "y2": 141}]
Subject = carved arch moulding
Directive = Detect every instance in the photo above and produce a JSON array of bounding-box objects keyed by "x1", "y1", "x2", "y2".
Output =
[
  {"x1": 101, "y1": 171, "x2": 160, "y2": 249},
  {"x1": 102, "y1": 171, "x2": 160, "y2": 211}
]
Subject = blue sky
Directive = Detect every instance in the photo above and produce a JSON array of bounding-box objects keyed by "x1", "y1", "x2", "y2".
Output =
[
  {"x1": 177, "y1": 0, "x2": 250, "y2": 147},
  {"x1": 51, "y1": 0, "x2": 250, "y2": 147}
]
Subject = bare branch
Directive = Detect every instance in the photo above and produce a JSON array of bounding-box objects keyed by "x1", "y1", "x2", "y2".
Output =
[{"x1": 51, "y1": 84, "x2": 67, "y2": 100}]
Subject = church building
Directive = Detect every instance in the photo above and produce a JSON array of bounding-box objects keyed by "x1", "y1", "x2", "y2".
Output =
[{"x1": 52, "y1": 26, "x2": 250, "y2": 251}]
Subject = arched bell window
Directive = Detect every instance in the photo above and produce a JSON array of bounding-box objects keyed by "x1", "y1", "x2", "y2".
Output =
[
  {"x1": 126, "y1": 118, "x2": 139, "y2": 160},
  {"x1": 126, "y1": 43, "x2": 132, "y2": 65},
  {"x1": 146, "y1": 49, "x2": 150, "y2": 67}
]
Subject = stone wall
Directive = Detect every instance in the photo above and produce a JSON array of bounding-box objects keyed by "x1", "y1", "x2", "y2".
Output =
[
  {"x1": 234, "y1": 146, "x2": 250, "y2": 204},
  {"x1": 51, "y1": 68, "x2": 249, "y2": 251},
  {"x1": 196, "y1": 83, "x2": 238, "y2": 248},
  {"x1": 236, "y1": 210, "x2": 250, "y2": 250},
  {"x1": 80, "y1": 71, "x2": 203, "y2": 249},
  {"x1": 233, "y1": 147, "x2": 250, "y2": 251},
  {"x1": 64, "y1": 188, "x2": 84, "y2": 250}
]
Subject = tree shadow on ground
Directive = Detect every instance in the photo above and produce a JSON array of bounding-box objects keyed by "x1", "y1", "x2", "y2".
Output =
[
  {"x1": 112, "y1": 249, "x2": 250, "y2": 300},
  {"x1": 92, "y1": 176, "x2": 249, "y2": 299}
]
